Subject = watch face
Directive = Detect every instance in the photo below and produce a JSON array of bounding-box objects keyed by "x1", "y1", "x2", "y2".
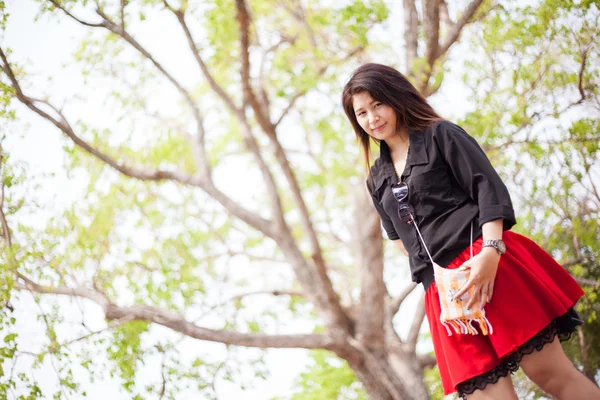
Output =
[{"x1": 498, "y1": 240, "x2": 507, "y2": 254}]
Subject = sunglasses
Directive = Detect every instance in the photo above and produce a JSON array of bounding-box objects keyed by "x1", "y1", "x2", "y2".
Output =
[{"x1": 391, "y1": 182, "x2": 415, "y2": 224}]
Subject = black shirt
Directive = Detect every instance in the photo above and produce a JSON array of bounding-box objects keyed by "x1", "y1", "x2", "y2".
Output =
[{"x1": 366, "y1": 120, "x2": 516, "y2": 290}]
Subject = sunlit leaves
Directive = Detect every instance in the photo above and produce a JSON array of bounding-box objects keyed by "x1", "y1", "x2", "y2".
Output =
[
  {"x1": 461, "y1": 1, "x2": 600, "y2": 389},
  {"x1": 338, "y1": 0, "x2": 389, "y2": 47},
  {"x1": 286, "y1": 350, "x2": 368, "y2": 400},
  {"x1": 107, "y1": 321, "x2": 149, "y2": 392}
]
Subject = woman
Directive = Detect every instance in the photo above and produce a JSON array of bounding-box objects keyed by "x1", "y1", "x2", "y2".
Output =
[{"x1": 341, "y1": 63, "x2": 600, "y2": 399}]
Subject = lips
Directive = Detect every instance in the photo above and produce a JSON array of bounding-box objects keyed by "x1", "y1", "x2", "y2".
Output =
[{"x1": 372, "y1": 123, "x2": 386, "y2": 133}]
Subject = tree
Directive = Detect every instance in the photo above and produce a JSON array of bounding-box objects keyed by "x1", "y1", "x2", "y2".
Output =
[
  {"x1": 286, "y1": 2, "x2": 600, "y2": 396},
  {"x1": 0, "y1": 0, "x2": 493, "y2": 398}
]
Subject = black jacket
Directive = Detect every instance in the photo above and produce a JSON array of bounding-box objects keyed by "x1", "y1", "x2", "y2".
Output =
[{"x1": 367, "y1": 120, "x2": 516, "y2": 289}]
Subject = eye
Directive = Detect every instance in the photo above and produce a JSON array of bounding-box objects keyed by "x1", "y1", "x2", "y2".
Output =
[
  {"x1": 356, "y1": 111, "x2": 365, "y2": 117},
  {"x1": 374, "y1": 103, "x2": 382, "y2": 108}
]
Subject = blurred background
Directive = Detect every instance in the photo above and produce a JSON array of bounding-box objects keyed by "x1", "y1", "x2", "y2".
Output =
[{"x1": 0, "y1": 0, "x2": 598, "y2": 399}]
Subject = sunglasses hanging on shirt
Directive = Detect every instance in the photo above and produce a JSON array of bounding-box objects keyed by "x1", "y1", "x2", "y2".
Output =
[{"x1": 391, "y1": 182, "x2": 415, "y2": 224}]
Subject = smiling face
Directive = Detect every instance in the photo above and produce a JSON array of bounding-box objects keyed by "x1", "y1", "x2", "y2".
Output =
[{"x1": 352, "y1": 91, "x2": 398, "y2": 141}]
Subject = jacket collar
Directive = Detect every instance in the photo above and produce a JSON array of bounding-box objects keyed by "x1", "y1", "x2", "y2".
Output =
[{"x1": 371, "y1": 129, "x2": 429, "y2": 191}]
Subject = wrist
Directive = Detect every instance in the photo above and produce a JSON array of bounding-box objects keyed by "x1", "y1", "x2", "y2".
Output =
[{"x1": 481, "y1": 246, "x2": 501, "y2": 259}]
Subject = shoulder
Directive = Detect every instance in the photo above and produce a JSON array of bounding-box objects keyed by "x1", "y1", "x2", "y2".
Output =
[
  {"x1": 370, "y1": 156, "x2": 385, "y2": 175},
  {"x1": 366, "y1": 156, "x2": 385, "y2": 194},
  {"x1": 428, "y1": 120, "x2": 480, "y2": 149},
  {"x1": 430, "y1": 119, "x2": 470, "y2": 139},
  {"x1": 414, "y1": 120, "x2": 470, "y2": 146}
]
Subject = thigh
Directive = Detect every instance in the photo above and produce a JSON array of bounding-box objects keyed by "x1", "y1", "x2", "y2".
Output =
[
  {"x1": 464, "y1": 375, "x2": 518, "y2": 400},
  {"x1": 519, "y1": 336, "x2": 575, "y2": 386}
]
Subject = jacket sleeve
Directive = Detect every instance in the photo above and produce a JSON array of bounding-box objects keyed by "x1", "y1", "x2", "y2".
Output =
[
  {"x1": 434, "y1": 121, "x2": 516, "y2": 230},
  {"x1": 366, "y1": 177, "x2": 400, "y2": 240}
]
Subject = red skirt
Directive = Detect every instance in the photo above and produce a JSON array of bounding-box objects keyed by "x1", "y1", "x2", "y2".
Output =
[{"x1": 425, "y1": 231, "x2": 584, "y2": 396}]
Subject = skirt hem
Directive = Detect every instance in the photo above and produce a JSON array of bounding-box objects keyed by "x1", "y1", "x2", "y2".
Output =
[{"x1": 454, "y1": 308, "x2": 582, "y2": 398}]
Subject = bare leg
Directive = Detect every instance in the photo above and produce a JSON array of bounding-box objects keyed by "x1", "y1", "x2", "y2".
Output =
[
  {"x1": 520, "y1": 336, "x2": 600, "y2": 400},
  {"x1": 464, "y1": 375, "x2": 519, "y2": 400}
]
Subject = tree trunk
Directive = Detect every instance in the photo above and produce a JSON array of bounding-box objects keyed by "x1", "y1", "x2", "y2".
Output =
[
  {"x1": 578, "y1": 328, "x2": 597, "y2": 383},
  {"x1": 388, "y1": 347, "x2": 430, "y2": 399},
  {"x1": 347, "y1": 187, "x2": 431, "y2": 400},
  {"x1": 343, "y1": 347, "x2": 430, "y2": 400}
]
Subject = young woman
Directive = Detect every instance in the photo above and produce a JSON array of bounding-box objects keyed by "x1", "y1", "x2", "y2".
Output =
[{"x1": 342, "y1": 63, "x2": 600, "y2": 400}]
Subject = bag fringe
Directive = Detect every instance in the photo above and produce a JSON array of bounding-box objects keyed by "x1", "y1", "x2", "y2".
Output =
[{"x1": 441, "y1": 316, "x2": 494, "y2": 336}]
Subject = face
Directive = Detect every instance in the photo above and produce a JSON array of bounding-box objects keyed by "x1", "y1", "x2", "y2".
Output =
[{"x1": 352, "y1": 91, "x2": 398, "y2": 141}]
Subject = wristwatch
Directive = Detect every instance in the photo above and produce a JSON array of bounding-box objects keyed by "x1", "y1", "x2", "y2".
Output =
[{"x1": 482, "y1": 239, "x2": 507, "y2": 255}]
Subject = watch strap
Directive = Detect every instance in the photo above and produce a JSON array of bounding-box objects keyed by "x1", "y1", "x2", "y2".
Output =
[{"x1": 482, "y1": 239, "x2": 505, "y2": 254}]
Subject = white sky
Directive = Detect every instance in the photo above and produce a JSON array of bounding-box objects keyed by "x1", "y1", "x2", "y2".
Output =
[{"x1": 1, "y1": 0, "x2": 471, "y2": 399}]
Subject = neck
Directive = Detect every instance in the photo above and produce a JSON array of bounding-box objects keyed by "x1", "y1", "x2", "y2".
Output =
[{"x1": 385, "y1": 128, "x2": 410, "y2": 156}]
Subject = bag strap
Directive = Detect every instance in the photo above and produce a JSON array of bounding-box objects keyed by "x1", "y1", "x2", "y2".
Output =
[
  {"x1": 470, "y1": 221, "x2": 473, "y2": 259},
  {"x1": 410, "y1": 213, "x2": 474, "y2": 265}
]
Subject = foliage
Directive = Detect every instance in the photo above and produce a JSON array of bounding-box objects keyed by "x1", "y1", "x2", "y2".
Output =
[
  {"x1": 459, "y1": 0, "x2": 600, "y2": 388},
  {"x1": 1, "y1": 0, "x2": 599, "y2": 398},
  {"x1": 278, "y1": 350, "x2": 368, "y2": 400},
  {"x1": 0, "y1": 0, "x2": 391, "y2": 397}
]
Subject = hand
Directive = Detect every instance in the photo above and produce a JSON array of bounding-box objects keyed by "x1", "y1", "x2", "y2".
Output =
[
  {"x1": 452, "y1": 248, "x2": 500, "y2": 309},
  {"x1": 394, "y1": 240, "x2": 409, "y2": 257}
]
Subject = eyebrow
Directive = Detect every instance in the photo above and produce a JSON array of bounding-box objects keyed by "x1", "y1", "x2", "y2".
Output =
[{"x1": 354, "y1": 100, "x2": 379, "y2": 113}]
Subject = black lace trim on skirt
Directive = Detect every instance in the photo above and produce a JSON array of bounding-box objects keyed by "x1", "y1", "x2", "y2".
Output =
[{"x1": 456, "y1": 308, "x2": 582, "y2": 399}]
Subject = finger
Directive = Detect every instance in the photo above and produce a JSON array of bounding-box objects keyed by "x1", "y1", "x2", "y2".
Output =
[
  {"x1": 466, "y1": 285, "x2": 479, "y2": 309},
  {"x1": 477, "y1": 286, "x2": 484, "y2": 309},
  {"x1": 480, "y1": 284, "x2": 488, "y2": 307},
  {"x1": 454, "y1": 276, "x2": 475, "y2": 300},
  {"x1": 488, "y1": 280, "x2": 495, "y2": 302}
]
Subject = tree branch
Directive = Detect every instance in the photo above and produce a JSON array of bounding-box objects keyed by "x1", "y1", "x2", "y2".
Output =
[
  {"x1": 403, "y1": 0, "x2": 419, "y2": 72},
  {"x1": 422, "y1": 0, "x2": 440, "y2": 69},
  {"x1": 577, "y1": 47, "x2": 588, "y2": 103},
  {"x1": 348, "y1": 337, "x2": 410, "y2": 400},
  {"x1": 232, "y1": 0, "x2": 353, "y2": 334},
  {"x1": 12, "y1": 2, "x2": 211, "y2": 176},
  {"x1": 0, "y1": 148, "x2": 12, "y2": 249},
  {"x1": 25, "y1": 315, "x2": 135, "y2": 358},
  {"x1": 9, "y1": 0, "x2": 353, "y2": 335},
  {"x1": 389, "y1": 282, "x2": 418, "y2": 317},
  {"x1": 485, "y1": 136, "x2": 600, "y2": 152},
  {"x1": 273, "y1": 45, "x2": 363, "y2": 127},
  {"x1": 157, "y1": 6, "x2": 289, "y2": 242},
  {"x1": 113, "y1": 6, "x2": 349, "y2": 328},
  {"x1": 560, "y1": 259, "x2": 599, "y2": 288},
  {"x1": 574, "y1": 277, "x2": 600, "y2": 288},
  {"x1": 439, "y1": 0, "x2": 454, "y2": 31},
  {"x1": 47, "y1": 0, "x2": 105, "y2": 27},
  {"x1": 437, "y1": 0, "x2": 485, "y2": 59},
  {"x1": 353, "y1": 186, "x2": 385, "y2": 348},
  {"x1": 120, "y1": 0, "x2": 126, "y2": 33},
  {"x1": 0, "y1": 57, "x2": 200, "y2": 184},
  {"x1": 13, "y1": 278, "x2": 337, "y2": 350},
  {"x1": 1, "y1": 46, "x2": 280, "y2": 239},
  {"x1": 274, "y1": 90, "x2": 304, "y2": 127},
  {"x1": 406, "y1": 293, "x2": 425, "y2": 350},
  {"x1": 199, "y1": 289, "x2": 305, "y2": 320},
  {"x1": 171, "y1": 9, "x2": 242, "y2": 119},
  {"x1": 15, "y1": 274, "x2": 111, "y2": 309},
  {"x1": 236, "y1": 0, "x2": 272, "y2": 132},
  {"x1": 90, "y1": 6, "x2": 211, "y2": 176},
  {"x1": 418, "y1": 354, "x2": 437, "y2": 370},
  {"x1": 562, "y1": 258, "x2": 584, "y2": 269}
]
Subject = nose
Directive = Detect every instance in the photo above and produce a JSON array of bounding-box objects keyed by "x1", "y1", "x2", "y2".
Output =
[{"x1": 368, "y1": 112, "x2": 379, "y2": 127}]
